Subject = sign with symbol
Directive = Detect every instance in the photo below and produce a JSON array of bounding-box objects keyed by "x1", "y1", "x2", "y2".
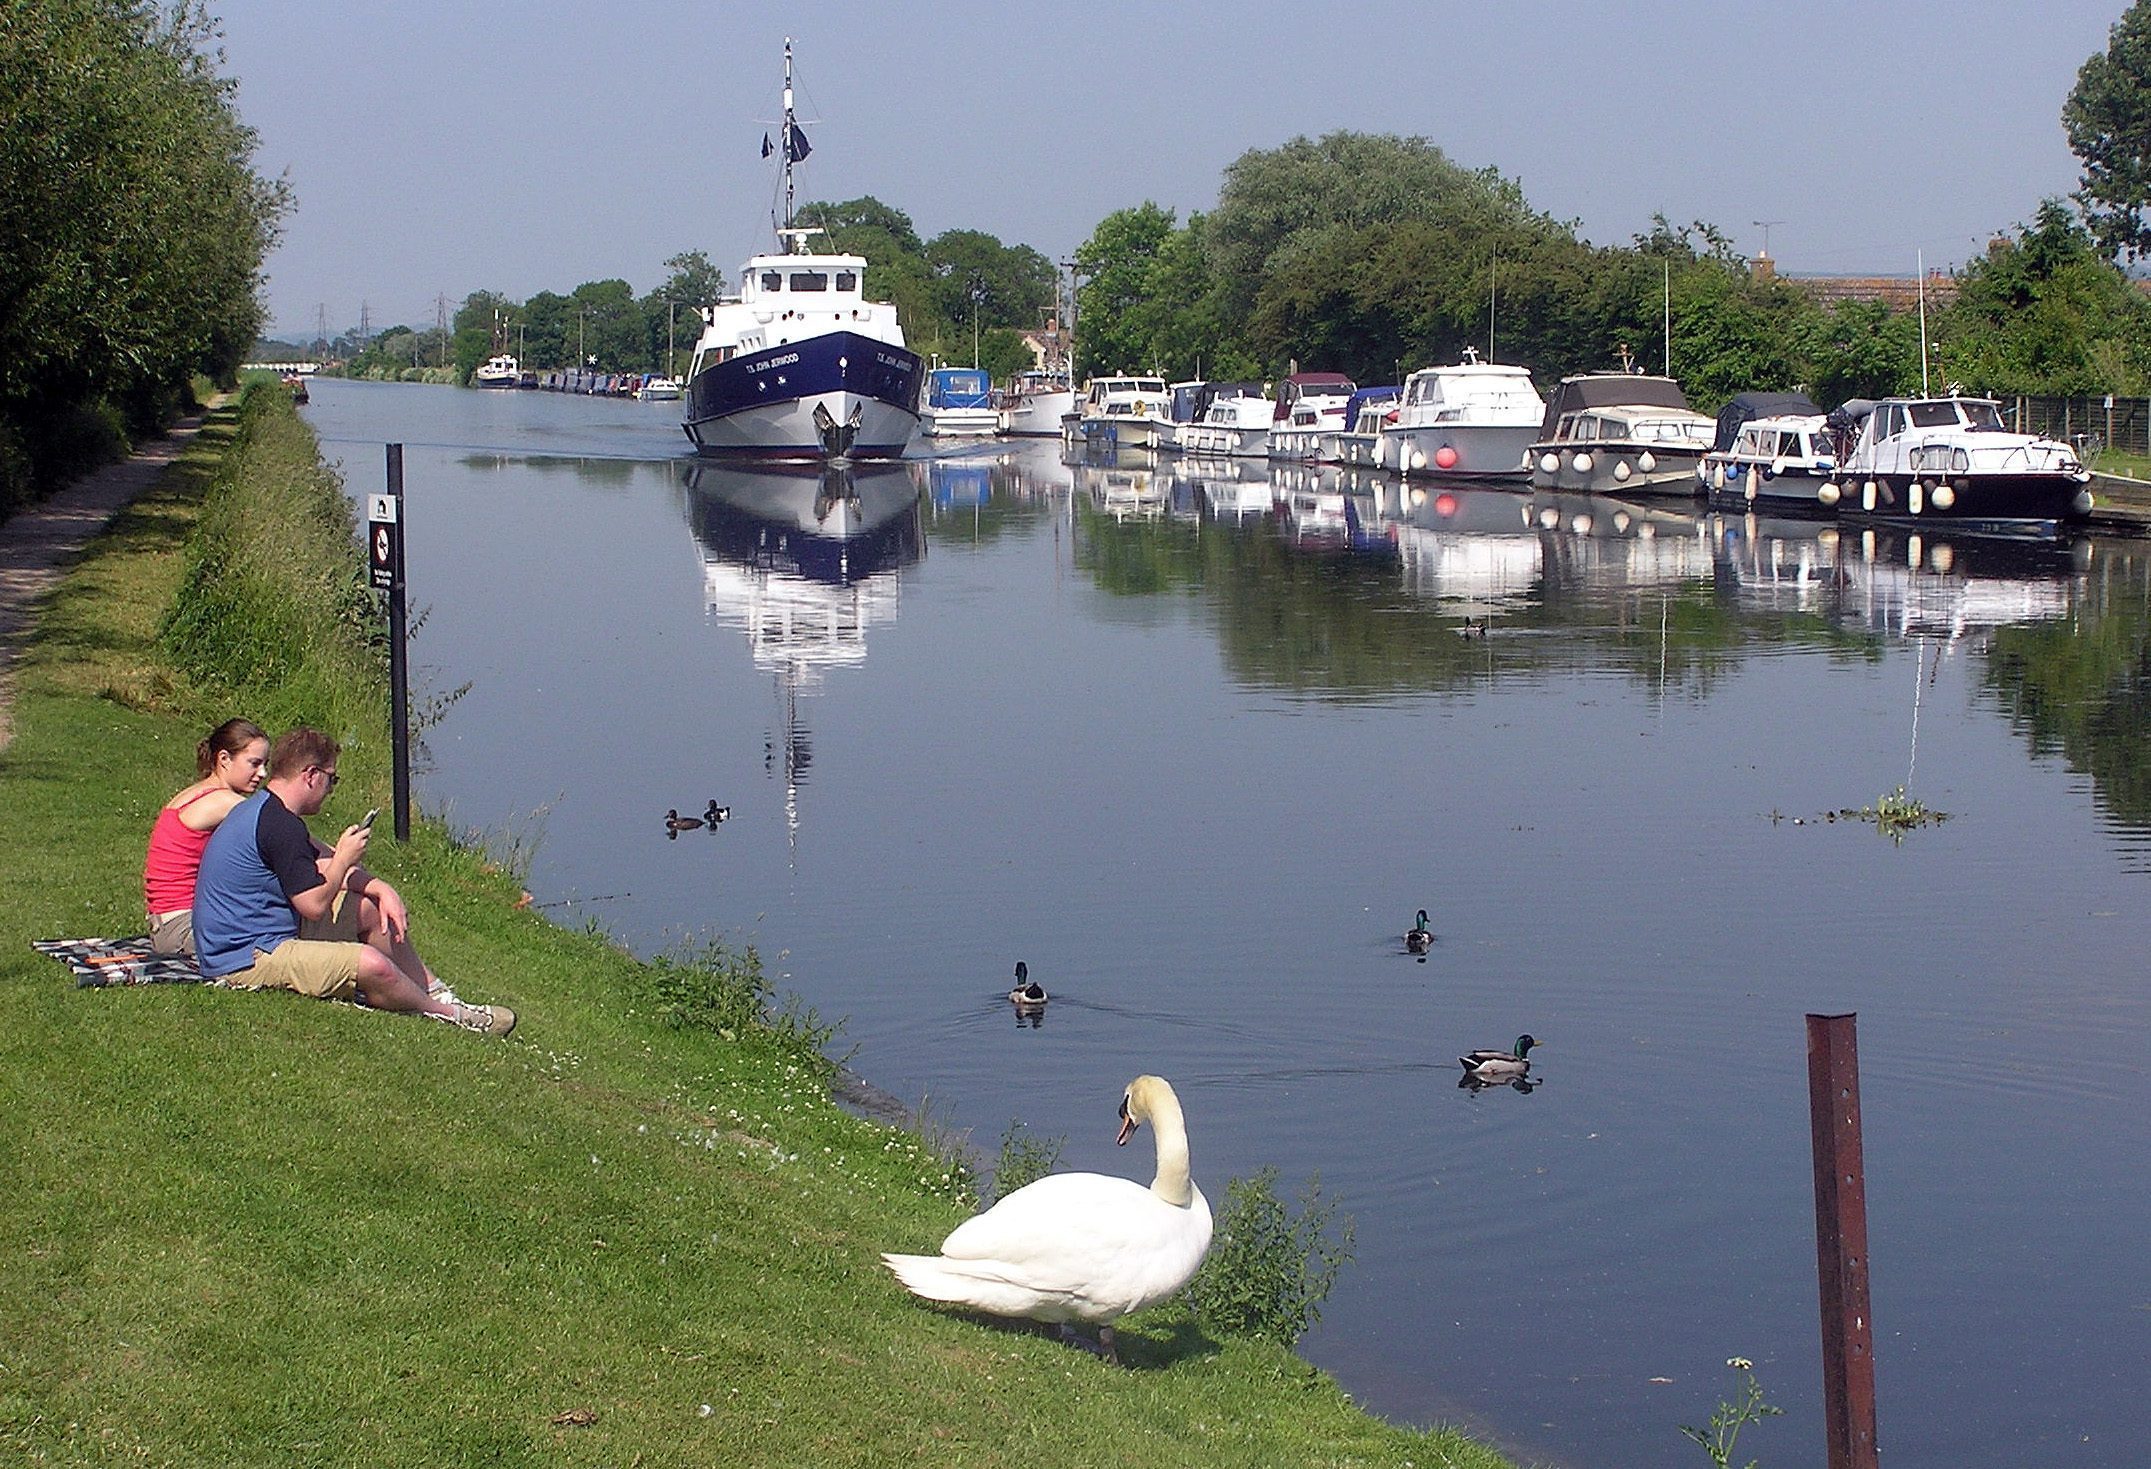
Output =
[{"x1": 368, "y1": 493, "x2": 399, "y2": 590}]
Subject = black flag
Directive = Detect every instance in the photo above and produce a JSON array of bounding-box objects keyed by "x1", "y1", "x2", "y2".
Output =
[
  {"x1": 761, "y1": 132, "x2": 773, "y2": 158},
  {"x1": 784, "y1": 121, "x2": 811, "y2": 163}
]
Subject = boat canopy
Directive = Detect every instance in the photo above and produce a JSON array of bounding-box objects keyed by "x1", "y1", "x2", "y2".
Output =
[
  {"x1": 1538, "y1": 374, "x2": 1692, "y2": 436},
  {"x1": 927, "y1": 368, "x2": 990, "y2": 407},
  {"x1": 1713, "y1": 391, "x2": 1822, "y2": 452},
  {"x1": 1341, "y1": 386, "x2": 1401, "y2": 428}
]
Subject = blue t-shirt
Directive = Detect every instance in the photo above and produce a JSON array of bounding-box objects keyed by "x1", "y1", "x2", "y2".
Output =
[{"x1": 192, "y1": 790, "x2": 328, "y2": 977}]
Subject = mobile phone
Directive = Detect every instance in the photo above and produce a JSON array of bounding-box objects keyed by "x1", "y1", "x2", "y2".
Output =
[{"x1": 359, "y1": 807, "x2": 379, "y2": 830}]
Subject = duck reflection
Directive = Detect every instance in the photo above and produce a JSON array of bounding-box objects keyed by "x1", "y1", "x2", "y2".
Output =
[{"x1": 1457, "y1": 1071, "x2": 1540, "y2": 1095}]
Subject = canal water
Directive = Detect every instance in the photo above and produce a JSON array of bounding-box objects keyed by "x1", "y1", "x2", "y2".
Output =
[{"x1": 305, "y1": 379, "x2": 2149, "y2": 1469}]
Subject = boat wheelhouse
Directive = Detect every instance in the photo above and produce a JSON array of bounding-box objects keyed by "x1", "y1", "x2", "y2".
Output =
[
  {"x1": 1700, "y1": 391, "x2": 1833, "y2": 510},
  {"x1": 681, "y1": 42, "x2": 923, "y2": 460},
  {"x1": 920, "y1": 366, "x2": 997, "y2": 438},
  {"x1": 1827, "y1": 396, "x2": 2092, "y2": 529},
  {"x1": 1527, "y1": 373, "x2": 1714, "y2": 496},
  {"x1": 1379, "y1": 355, "x2": 1545, "y2": 478},
  {"x1": 472, "y1": 353, "x2": 519, "y2": 389},
  {"x1": 1182, "y1": 386, "x2": 1276, "y2": 457},
  {"x1": 1268, "y1": 372, "x2": 1357, "y2": 461}
]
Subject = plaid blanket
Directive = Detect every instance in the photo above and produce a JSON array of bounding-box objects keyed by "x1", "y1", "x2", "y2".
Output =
[{"x1": 33, "y1": 936, "x2": 208, "y2": 988}]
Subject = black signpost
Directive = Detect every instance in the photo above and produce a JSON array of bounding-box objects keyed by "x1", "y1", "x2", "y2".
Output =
[{"x1": 371, "y1": 447, "x2": 411, "y2": 841}]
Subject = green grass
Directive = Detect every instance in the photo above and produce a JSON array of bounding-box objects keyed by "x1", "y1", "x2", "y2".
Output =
[{"x1": 0, "y1": 393, "x2": 1514, "y2": 1468}]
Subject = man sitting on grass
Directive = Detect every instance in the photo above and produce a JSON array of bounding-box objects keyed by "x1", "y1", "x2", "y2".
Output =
[{"x1": 192, "y1": 727, "x2": 515, "y2": 1036}]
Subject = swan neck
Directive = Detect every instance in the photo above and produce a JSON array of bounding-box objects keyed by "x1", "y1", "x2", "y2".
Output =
[{"x1": 1147, "y1": 1092, "x2": 1194, "y2": 1208}]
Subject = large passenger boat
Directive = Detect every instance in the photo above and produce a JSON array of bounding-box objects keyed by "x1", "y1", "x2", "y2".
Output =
[{"x1": 681, "y1": 42, "x2": 922, "y2": 460}]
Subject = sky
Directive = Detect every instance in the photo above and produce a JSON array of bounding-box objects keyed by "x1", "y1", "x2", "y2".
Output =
[{"x1": 215, "y1": 0, "x2": 2133, "y2": 342}]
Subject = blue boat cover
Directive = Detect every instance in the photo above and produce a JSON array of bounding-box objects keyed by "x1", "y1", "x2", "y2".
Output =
[{"x1": 928, "y1": 368, "x2": 991, "y2": 408}]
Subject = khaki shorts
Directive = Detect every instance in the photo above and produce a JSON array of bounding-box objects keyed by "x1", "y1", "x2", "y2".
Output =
[
  {"x1": 148, "y1": 910, "x2": 194, "y2": 958},
  {"x1": 225, "y1": 890, "x2": 364, "y2": 1001}
]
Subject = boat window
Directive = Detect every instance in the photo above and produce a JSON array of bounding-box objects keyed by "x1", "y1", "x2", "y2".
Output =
[
  {"x1": 1908, "y1": 401, "x2": 1963, "y2": 428},
  {"x1": 789, "y1": 272, "x2": 829, "y2": 292},
  {"x1": 834, "y1": 271, "x2": 857, "y2": 291},
  {"x1": 1877, "y1": 404, "x2": 1904, "y2": 438},
  {"x1": 760, "y1": 271, "x2": 782, "y2": 291},
  {"x1": 1959, "y1": 400, "x2": 2004, "y2": 430}
]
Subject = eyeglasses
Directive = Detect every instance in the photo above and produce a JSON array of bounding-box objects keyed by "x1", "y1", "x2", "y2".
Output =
[{"x1": 313, "y1": 766, "x2": 340, "y2": 788}]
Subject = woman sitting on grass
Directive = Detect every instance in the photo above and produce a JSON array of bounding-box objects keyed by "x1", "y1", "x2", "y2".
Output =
[{"x1": 143, "y1": 718, "x2": 268, "y2": 957}]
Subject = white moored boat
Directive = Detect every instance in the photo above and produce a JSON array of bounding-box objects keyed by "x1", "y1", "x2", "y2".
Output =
[
  {"x1": 1527, "y1": 371, "x2": 1714, "y2": 496},
  {"x1": 1070, "y1": 375, "x2": 1171, "y2": 453},
  {"x1": 1182, "y1": 388, "x2": 1276, "y2": 457},
  {"x1": 1699, "y1": 391, "x2": 1834, "y2": 510},
  {"x1": 1826, "y1": 395, "x2": 2092, "y2": 528},
  {"x1": 920, "y1": 366, "x2": 997, "y2": 438},
  {"x1": 1267, "y1": 372, "x2": 1356, "y2": 461},
  {"x1": 1379, "y1": 353, "x2": 1545, "y2": 478},
  {"x1": 998, "y1": 368, "x2": 1073, "y2": 436},
  {"x1": 472, "y1": 353, "x2": 519, "y2": 388},
  {"x1": 680, "y1": 41, "x2": 922, "y2": 460}
]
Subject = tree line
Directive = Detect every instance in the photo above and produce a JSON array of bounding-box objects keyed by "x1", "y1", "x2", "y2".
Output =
[
  {"x1": 0, "y1": 0, "x2": 288, "y2": 519},
  {"x1": 337, "y1": 202, "x2": 1057, "y2": 387}
]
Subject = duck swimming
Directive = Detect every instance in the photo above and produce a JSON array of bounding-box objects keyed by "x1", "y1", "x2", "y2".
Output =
[
  {"x1": 1008, "y1": 960, "x2": 1048, "y2": 1007},
  {"x1": 705, "y1": 801, "x2": 730, "y2": 824},
  {"x1": 883, "y1": 1075, "x2": 1212, "y2": 1363},
  {"x1": 664, "y1": 807, "x2": 704, "y2": 832},
  {"x1": 1405, "y1": 909, "x2": 1434, "y2": 955},
  {"x1": 1460, "y1": 1034, "x2": 1539, "y2": 1082}
]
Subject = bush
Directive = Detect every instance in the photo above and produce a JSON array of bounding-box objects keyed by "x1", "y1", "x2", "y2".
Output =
[
  {"x1": 630, "y1": 938, "x2": 838, "y2": 1073},
  {"x1": 990, "y1": 1118, "x2": 1064, "y2": 1203},
  {"x1": 1186, "y1": 1167, "x2": 1354, "y2": 1346}
]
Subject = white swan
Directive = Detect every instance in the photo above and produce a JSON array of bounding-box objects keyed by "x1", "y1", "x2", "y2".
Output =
[{"x1": 882, "y1": 1075, "x2": 1212, "y2": 1361}]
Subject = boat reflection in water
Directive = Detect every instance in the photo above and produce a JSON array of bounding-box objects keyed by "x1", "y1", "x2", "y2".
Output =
[
  {"x1": 1371, "y1": 477, "x2": 1539, "y2": 614},
  {"x1": 1711, "y1": 510, "x2": 2089, "y2": 639},
  {"x1": 1071, "y1": 458, "x2": 1170, "y2": 521},
  {"x1": 682, "y1": 459, "x2": 925, "y2": 855}
]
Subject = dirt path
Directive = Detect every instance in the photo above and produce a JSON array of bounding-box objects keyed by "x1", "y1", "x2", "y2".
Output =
[{"x1": 0, "y1": 411, "x2": 213, "y2": 753}]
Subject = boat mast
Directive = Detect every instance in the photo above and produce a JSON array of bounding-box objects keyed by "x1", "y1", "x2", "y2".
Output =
[
  {"x1": 781, "y1": 38, "x2": 796, "y2": 236},
  {"x1": 1916, "y1": 250, "x2": 1931, "y2": 396}
]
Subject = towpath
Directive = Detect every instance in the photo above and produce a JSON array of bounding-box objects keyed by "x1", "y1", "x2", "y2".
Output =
[{"x1": 0, "y1": 409, "x2": 213, "y2": 753}]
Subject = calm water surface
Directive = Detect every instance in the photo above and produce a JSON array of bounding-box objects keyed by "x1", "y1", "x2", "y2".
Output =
[{"x1": 306, "y1": 379, "x2": 2150, "y2": 1469}]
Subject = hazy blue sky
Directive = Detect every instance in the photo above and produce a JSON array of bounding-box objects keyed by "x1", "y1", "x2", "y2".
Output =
[{"x1": 218, "y1": 0, "x2": 2132, "y2": 340}]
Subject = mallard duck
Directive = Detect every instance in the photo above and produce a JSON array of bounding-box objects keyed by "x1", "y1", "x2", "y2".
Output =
[
  {"x1": 883, "y1": 1075, "x2": 1212, "y2": 1363},
  {"x1": 1008, "y1": 960, "x2": 1048, "y2": 1007},
  {"x1": 1460, "y1": 1034, "x2": 1539, "y2": 1081},
  {"x1": 704, "y1": 801, "x2": 730, "y2": 824},
  {"x1": 1405, "y1": 909, "x2": 1434, "y2": 955},
  {"x1": 664, "y1": 807, "x2": 703, "y2": 832}
]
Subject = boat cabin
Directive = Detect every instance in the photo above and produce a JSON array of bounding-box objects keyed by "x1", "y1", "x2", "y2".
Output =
[
  {"x1": 688, "y1": 230, "x2": 903, "y2": 381},
  {"x1": 1274, "y1": 372, "x2": 1357, "y2": 423},
  {"x1": 1081, "y1": 376, "x2": 1170, "y2": 417},
  {"x1": 925, "y1": 367, "x2": 991, "y2": 410},
  {"x1": 1538, "y1": 374, "x2": 1711, "y2": 447},
  {"x1": 1398, "y1": 362, "x2": 1543, "y2": 424}
]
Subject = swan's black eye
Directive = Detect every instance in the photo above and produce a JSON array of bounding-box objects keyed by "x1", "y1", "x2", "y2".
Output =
[{"x1": 1118, "y1": 1095, "x2": 1130, "y2": 1120}]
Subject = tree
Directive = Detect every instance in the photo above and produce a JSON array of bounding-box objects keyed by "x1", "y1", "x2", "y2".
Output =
[
  {"x1": 1941, "y1": 199, "x2": 2151, "y2": 395},
  {"x1": 2064, "y1": 0, "x2": 2151, "y2": 261},
  {"x1": 1073, "y1": 203, "x2": 1176, "y2": 376},
  {"x1": 451, "y1": 290, "x2": 514, "y2": 380}
]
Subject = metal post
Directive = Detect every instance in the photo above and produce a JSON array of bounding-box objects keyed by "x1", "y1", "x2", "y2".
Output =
[
  {"x1": 383, "y1": 446, "x2": 411, "y2": 841},
  {"x1": 1806, "y1": 1012, "x2": 1879, "y2": 1469}
]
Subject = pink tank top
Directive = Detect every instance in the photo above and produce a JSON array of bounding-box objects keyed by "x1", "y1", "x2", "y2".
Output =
[{"x1": 143, "y1": 787, "x2": 220, "y2": 913}]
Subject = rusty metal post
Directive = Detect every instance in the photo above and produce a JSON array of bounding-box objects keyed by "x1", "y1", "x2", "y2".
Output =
[{"x1": 1807, "y1": 1012, "x2": 1879, "y2": 1469}]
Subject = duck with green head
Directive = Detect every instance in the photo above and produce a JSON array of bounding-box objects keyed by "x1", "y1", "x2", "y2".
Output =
[
  {"x1": 1460, "y1": 1034, "x2": 1538, "y2": 1081},
  {"x1": 1405, "y1": 909, "x2": 1434, "y2": 955}
]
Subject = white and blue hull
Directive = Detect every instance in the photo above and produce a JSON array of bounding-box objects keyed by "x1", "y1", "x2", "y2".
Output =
[{"x1": 684, "y1": 329, "x2": 922, "y2": 460}]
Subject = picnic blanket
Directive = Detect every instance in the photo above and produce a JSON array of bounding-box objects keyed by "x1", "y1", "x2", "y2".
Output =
[{"x1": 34, "y1": 936, "x2": 208, "y2": 988}]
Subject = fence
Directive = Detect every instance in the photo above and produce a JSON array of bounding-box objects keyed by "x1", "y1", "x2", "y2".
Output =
[{"x1": 2004, "y1": 395, "x2": 2151, "y2": 460}]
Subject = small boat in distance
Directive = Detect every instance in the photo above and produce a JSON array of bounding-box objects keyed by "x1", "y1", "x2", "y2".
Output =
[
  {"x1": 920, "y1": 366, "x2": 997, "y2": 438},
  {"x1": 1527, "y1": 369, "x2": 1714, "y2": 496},
  {"x1": 681, "y1": 40, "x2": 923, "y2": 460},
  {"x1": 472, "y1": 353, "x2": 519, "y2": 389},
  {"x1": 1827, "y1": 396, "x2": 2092, "y2": 529},
  {"x1": 1380, "y1": 352, "x2": 1545, "y2": 479},
  {"x1": 998, "y1": 367, "x2": 1074, "y2": 437},
  {"x1": 637, "y1": 375, "x2": 683, "y2": 401},
  {"x1": 1071, "y1": 375, "x2": 1171, "y2": 453}
]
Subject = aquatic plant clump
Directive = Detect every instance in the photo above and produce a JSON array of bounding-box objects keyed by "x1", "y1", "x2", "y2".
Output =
[
  {"x1": 1843, "y1": 786, "x2": 1949, "y2": 842},
  {"x1": 1186, "y1": 1166, "x2": 1354, "y2": 1346}
]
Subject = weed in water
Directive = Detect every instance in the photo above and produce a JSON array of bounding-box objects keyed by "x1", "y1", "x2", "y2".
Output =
[
  {"x1": 1187, "y1": 1166, "x2": 1354, "y2": 1346},
  {"x1": 1840, "y1": 785, "x2": 1948, "y2": 843},
  {"x1": 990, "y1": 1118, "x2": 1065, "y2": 1203},
  {"x1": 1679, "y1": 1357, "x2": 1784, "y2": 1469}
]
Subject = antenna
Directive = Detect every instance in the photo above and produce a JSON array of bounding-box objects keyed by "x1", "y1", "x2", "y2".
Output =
[
  {"x1": 1752, "y1": 219, "x2": 1784, "y2": 259},
  {"x1": 1662, "y1": 260, "x2": 1672, "y2": 377},
  {"x1": 1916, "y1": 250, "x2": 1930, "y2": 396},
  {"x1": 1488, "y1": 248, "x2": 1497, "y2": 362}
]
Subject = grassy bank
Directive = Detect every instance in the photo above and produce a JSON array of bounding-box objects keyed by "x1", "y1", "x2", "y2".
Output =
[{"x1": 0, "y1": 389, "x2": 1513, "y2": 1468}]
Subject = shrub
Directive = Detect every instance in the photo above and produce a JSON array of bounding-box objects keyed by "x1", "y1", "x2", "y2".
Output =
[
  {"x1": 1187, "y1": 1167, "x2": 1354, "y2": 1345},
  {"x1": 630, "y1": 938, "x2": 838, "y2": 1074},
  {"x1": 990, "y1": 1118, "x2": 1064, "y2": 1203}
]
